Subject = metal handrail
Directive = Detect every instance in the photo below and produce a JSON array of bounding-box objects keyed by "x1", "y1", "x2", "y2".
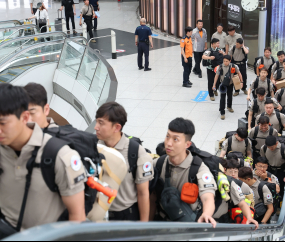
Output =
[
  {"x1": 0, "y1": 37, "x2": 87, "y2": 73},
  {"x1": 0, "y1": 24, "x2": 36, "y2": 32},
  {"x1": 0, "y1": 20, "x2": 22, "y2": 26},
  {"x1": 87, "y1": 35, "x2": 112, "y2": 45},
  {"x1": 0, "y1": 31, "x2": 68, "y2": 48},
  {"x1": 0, "y1": 25, "x2": 37, "y2": 44},
  {"x1": 3, "y1": 38, "x2": 33, "y2": 60}
]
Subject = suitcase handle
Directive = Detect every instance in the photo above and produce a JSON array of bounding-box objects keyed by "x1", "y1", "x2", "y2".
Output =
[{"x1": 57, "y1": 9, "x2": 63, "y2": 19}]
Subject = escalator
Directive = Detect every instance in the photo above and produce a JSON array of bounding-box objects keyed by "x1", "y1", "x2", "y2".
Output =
[
  {"x1": 0, "y1": 37, "x2": 87, "y2": 83},
  {"x1": 0, "y1": 24, "x2": 37, "y2": 42}
]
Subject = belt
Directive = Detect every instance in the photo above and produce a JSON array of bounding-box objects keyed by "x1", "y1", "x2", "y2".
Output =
[
  {"x1": 235, "y1": 62, "x2": 245, "y2": 65},
  {"x1": 139, "y1": 40, "x2": 147, "y2": 43},
  {"x1": 109, "y1": 203, "x2": 138, "y2": 216},
  {"x1": 269, "y1": 165, "x2": 283, "y2": 171}
]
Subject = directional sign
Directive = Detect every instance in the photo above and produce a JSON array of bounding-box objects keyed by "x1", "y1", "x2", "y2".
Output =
[
  {"x1": 192, "y1": 91, "x2": 209, "y2": 102},
  {"x1": 116, "y1": 49, "x2": 126, "y2": 53},
  {"x1": 152, "y1": 34, "x2": 159, "y2": 37}
]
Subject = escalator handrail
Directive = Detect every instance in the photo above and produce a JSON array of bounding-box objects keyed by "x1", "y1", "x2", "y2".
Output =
[
  {"x1": 0, "y1": 20, "x2": 22, "y2": 26},
  {"x1": 0, "y1": 24, "x2": 36, "y2": 32},
  {"x1": 0, "y1": 31, "x2": 68, "y2": 48},
  {"x1": 0, "y1": 25, "x2": 37, "y2": 44},
  {"x1": 0, "y1": 37, "x2": 87, "y2": 73}
]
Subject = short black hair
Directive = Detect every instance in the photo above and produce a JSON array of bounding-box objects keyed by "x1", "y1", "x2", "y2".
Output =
[
  {"x1": 226, "y1": 159, "x2": 240, "y2": 169},
  {"x1": 96, "y1": 102, "x2": 127, "y2": 130},
  {"x1": 168, "y1": 118, "x2": 195, "y2": 141},
  {"x1": 220, "y1": 158, "x2": 228, "y2": 168},
  {"x1": 238, "y1": 167, "x2": 253, "y2": 179},
  {"x1": 211, "y1": 38, "x2": 220, "y2": 44},
  {"x1": 224, "y1": 55, "x2": 231, "y2": 61},
  {"x1": 256, "y1": 156, "x2": 269, "y2": 165},
  {"x1": 259, "y1": 116, "x2": 270, "y2": 125},
  {"x1": 265, "y1": 99, "x2": 274, "y2": 105},
  {"x1": 264, "y1": 47, "x2": 272, "y2": 52},
  {"x1": 228, "y1": 25, "x2": 235, "y2": 32},
  {"x1": 256, "y1": 87, "x2": 266, "y2": 96},
  {"x1": 217, "y1": 23, "x2": 223, "y2": 27},
  {"x1": 24, "y1": 83, "x2": 48, "y2": 109},
  {"x1": 197, "y1": 20, "x2": 203, "y2": 24},
  {"x1": 0, "y1": 83, "x2": 29, "y2": 119},
  {"x1": 227, "y1": 152, "x2": 238, "y2": 161},
  {"x1": 185, "y1": 26, "x2": 193, "y2": 34},
  {"x1": 277, "y1": 51, "x2": 285, "y2": 57},
  {"x1": 156, "y1": 142, "x2": 166, "y2": 157},
  {"x1": 236, "y1": 38, "x2": 244, "y2": 44},
  {"x1": 259, "y1": 67, "x2": 268, "y2": 73},
  {"x1": 236, "y1": 127, "x2": 248, "y2": 139}
]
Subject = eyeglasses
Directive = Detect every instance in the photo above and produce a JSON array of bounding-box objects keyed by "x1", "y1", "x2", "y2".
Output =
[
  {"x1": 227, "y1": 169, "x2": 239, "y2": 175},
  {"x1": 256, "y1": 165, "x2": 268, "y2": 169}
]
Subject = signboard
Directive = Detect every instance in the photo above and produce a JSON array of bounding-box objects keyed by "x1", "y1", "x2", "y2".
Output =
[
  {"x1": 227, "y1": 0, "x2": 242, "y2": 22},
  {"x1": 227, "y1": 0, "x2": 242, "y2": 32}
]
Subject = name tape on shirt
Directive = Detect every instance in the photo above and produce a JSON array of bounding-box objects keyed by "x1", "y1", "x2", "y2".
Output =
[
  {"x1": 202, "y1": 173, "x2": 212, "y2": 183},
  {"x1": 143, "y1": 171, "x2": 153, "y2": 177},
  {"x1": 143, "y1": 162, "x2": 152, "y2": 172},
  {"x1": 204, "y1": 184, "x2": 214, "y2": 188},
  {"x1": 71, "y1": 155, "x2": 82, "y2": 171},
  {"x1": 74, "y1": 173, "x2": 85, "y2": 184}
]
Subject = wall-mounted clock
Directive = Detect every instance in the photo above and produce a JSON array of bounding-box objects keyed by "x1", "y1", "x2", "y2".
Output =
[{"x1": 241, "y1": 0, "x2": 259, "y2": 12}]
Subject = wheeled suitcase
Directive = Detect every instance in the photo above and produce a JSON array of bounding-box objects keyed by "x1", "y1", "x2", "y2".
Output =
[{"x1": 55, "y1": 10, "x2": 63, "y2": 31}]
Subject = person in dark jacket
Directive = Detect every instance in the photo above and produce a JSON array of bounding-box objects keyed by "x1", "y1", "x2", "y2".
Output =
[{"x1": 60, "y1": 0, "x2": 77, "y2": 35}]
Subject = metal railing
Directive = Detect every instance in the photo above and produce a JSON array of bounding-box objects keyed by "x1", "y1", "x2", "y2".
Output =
[{"x1": 0, "y1": 24, "x2": 37, "y2": 43}]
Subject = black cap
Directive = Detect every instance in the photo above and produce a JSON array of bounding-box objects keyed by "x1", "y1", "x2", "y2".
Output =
[
  {"x1": 217, "y1": 23, "x2": 223, "y2": 27},
  {"x1": 265, "y1": 136, "x2": 277, "y2": 147}
]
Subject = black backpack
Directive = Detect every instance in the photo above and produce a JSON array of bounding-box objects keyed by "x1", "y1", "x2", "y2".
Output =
[
  {"x1": 252, "y1": 97, "x2": 272, "y2": 116},
  {"x1": 277, "y1": 88, "x2": 285, "y2": 103},
  {"x1": 15, "y1": 125, "x2": 101, "y2": 233},
  {"x1": 254, "y1": 56, "x2": 275, "y2": 75},
  {"x1": 203, "y1": 49, "x2": 224, "y2": 67},
  {"x1": 276, "y1": 69, "x2": 283, "y2": 81},
  {"x1": 258, "y1": 181, "x2": 281, "y2": 215},
  {"x1": 227, "y1": 151, "x2": 245, "y2": 167},
  {"x1": 225, "y1": 131, "x2": 249, "y2": 155},
  {"x1": 232, "y1": 46, "x2": 248, "y2": 63},
  {"x1": 125, "y1": 135, "x2": 157, "y2": 192},
  {"x1": 253, "y1": 126, "x2": 274, "y2": 141},
  {"x1": 260, "y1": 111, "x2": 283, "y2": 133},
  {"x1": 252, "y1": 77, "x2": 271, "y2": 99},
  {"x1": 219, "y1": 64, "x2": 234, "y2": 87}
]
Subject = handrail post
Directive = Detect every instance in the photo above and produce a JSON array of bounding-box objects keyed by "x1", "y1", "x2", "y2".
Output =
[
  {"x1": 75, "y1": 46, "x2": 88, "y2": 80},
  {"x1": 111, "y1": 30, "x2": 117, "y2": 59},
  {"x1": 82, "y1": 23, "x2": 87, "y2": 39}
]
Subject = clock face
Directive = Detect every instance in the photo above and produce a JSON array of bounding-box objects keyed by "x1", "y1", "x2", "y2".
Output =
[{"x1": 241, "y1": 0, "x2": 259, "y2": 12}]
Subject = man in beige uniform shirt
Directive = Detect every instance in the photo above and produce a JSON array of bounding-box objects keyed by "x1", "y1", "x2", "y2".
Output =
[
  {"x1": 211, "y1": 23, "x2": 227, "y2": 51},
  {"x1": 271, "y1": 51, "x2": 285, "y2": 82},
  {"x1": 225, "y1": 25, "x2": 243, "y2": 55},
  {"x1": 24, "y1": 83, "x2": 58, "y2": 129},
  {"x1": 151, "y1": 118, "x2": 217, "y2": 227},
  {"x1": 0, "y1": 84, "x2": 86, "y2": 235},
  {"x1": 256, "y1": 99, "x2": 285, "y2": 133},
  {"x1": 95, "y1": 102, "x2": 153, "y2": 221},
  {"x1": 213, "y1": 160, "x2": 258, "y2": 227}
]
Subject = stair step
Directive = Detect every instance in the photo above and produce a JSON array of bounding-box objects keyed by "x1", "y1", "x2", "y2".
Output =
[
  {"x1": 8, "y1": 68, "x2": 24, "y2": 75},
  {"x1": 0, "y1": 75, "x2": 14, "y2": 83}
]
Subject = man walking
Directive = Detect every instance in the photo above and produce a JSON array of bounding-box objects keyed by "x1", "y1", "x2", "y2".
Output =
[
  {"x1": 135, "y1": 18, "x2": 153, "y2": 71},
  {"x1": 181, "y1": 27, "x2": 193, "y2": 88},
  {"x1": 89, "y1": 0, "x2": 99, "y2": 31},
  {"x1": 60, "y1": 0, "x2": 77, "y2": 35},
  {"x1": 192, "y1": 20, "x2": 207, "y2": 78}
]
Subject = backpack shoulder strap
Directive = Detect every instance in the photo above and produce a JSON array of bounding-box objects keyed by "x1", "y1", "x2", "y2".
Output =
[
  {"x1": 188, "y1": 156, "x2": 202, "y2": 184},
  {"x1": 277, "y1": 61, "x2": 280, "y2": 69},
  {"x1": 156, "y1": 154, "x2": 167, "y2": 179},
  {"x1": 227, "y1": 136, "x2": 233, "y2": 154},
  {"x1": 263, "y1": 145, "x2": 268, "y2": 156},
  {"x1": 254, "y1": 77, "x2": 259, "y2": 90},
  {"x1": 41, "y1": 137, "x2": 70, "y2": 192},
  {"x1": 271, "y1": 56, "x2": 275, "y2": 65},
  {"x1": 245, "y1": 138, "x2": 249, "y2": 153},
  {"x1": 128, "y1": 139, "x2": 140, "y2": 180},
  {"x1": 281, "y1": 143, "x2": 285, "y2": 160},
  {"x1": 258, "y1": 181, "x2": 266, "y2": 201},
  {"x1": 269, "y1": 126, "x2": 274, "y2": 136},
  {"x1": 253, "y1": 126, "x2": 259, "y2": 140},
  {"x1": 240, "y1": 159, "x2": 244, "y2": 168},
  {"x1": 261, "y1": 57, "x2": 264, "y2": 65},
  {"x1": 219, "y1": 64, "x2": 223, "y2": 76},
  {"x1": 17, "y1": 146, "x2": 40, "y2": 231},
  {"x1": 275, "y1": 111, "x2": 283, "y2": 133},
  {"x1": 278, "y1": 88, "x2": 285, "y2": 102},
  {"x1": 267, "y1": 78, "x2": 271, "y2": 95}
]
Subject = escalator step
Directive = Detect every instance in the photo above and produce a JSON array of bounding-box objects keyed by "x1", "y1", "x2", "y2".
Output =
[
  {"x1": 0, "y1": 75, "x2": 14, "y2": 83},
  {"x1": 8, "y1": 69, "x2": 24, "y2": 75}
]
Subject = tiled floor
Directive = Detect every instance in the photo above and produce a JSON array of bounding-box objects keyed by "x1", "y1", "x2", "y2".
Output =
[{"x1": 1, "y1": 0, "x2": 256, "y2": 154}]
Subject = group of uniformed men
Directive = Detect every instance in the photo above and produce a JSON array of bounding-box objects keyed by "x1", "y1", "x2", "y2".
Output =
[{"x1": 4, "y1": 80, "x2": 285, "y2": 236}]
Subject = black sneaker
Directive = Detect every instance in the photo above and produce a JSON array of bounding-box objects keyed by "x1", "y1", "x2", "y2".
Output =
[
  {"x1": 193, "y1": 69, "x2": 198, "y2": 75},
  {"x1": 144, "y1": 68, "x2": 152, "y2": 71},
  {"x1": 139, "y1": 66, "x2": 144, "y2": 70},
  {"x1": 199, "y1": 74, "x2": 202, "y2": 78},
  {"x1": 182, "y1": 83, "x2": 192, "y2": 88},
  {"x1": 188, "y1": 81, "x2": 193, "y2": 86}
]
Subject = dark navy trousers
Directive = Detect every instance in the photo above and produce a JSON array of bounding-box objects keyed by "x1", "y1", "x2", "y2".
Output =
[{"x1": 137, "y1": 42, "x2": 149, "y2": 69}]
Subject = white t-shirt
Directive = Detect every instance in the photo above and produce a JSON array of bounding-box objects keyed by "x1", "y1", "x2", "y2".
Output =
[
  {"x1": 29, "y1": 0, "x2": 44, "y2": 9},
  {"x1": 35, "y1": 9, "x2": 49, "y2": 20}
]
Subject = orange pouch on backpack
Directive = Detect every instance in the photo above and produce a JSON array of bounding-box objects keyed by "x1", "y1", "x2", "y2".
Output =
[
  {"x1": 231, "y1": 68, "x2": 236, "y2": 74},
  {"x1": 259, "y1": 64, "x2": 265, "y2": 69},
  {"x1": 181, "y1": 182, "x2": 199, "y2": 204}
]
